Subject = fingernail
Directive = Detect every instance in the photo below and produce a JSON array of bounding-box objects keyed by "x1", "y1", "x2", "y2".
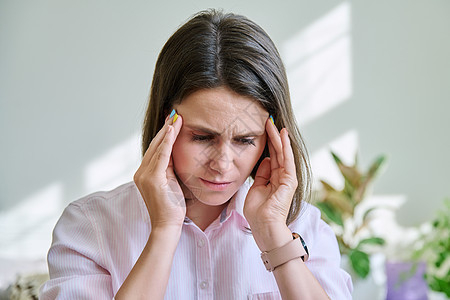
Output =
[
  {"x1": 173, "y1": 112, "x2": 178, "y2": 124},
  {"x1": 269, "y1": 115, "x2": 275, "y2": 125}
]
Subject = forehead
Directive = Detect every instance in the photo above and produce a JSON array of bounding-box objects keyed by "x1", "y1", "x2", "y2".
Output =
[{"x1": 175, "y1": 87, "x2": 269, "y2": 135}]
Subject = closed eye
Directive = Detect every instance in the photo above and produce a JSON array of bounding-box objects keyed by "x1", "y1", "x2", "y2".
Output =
[
  {"x1": 192, "y1": 134, "x2": 213, "y2": 142},
  {"x1": 191, "y1": 134, "x2": 255, "y2": 146},
  {"x1": 236, "y1": 138, "x2": 255, "y2": 146}
]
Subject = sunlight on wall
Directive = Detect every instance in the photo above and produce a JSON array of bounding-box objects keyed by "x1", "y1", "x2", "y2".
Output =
[
  {"x1": 282, "y1": 2, "x2": 352, "y2": 126},
  {"x1": 0, "y1": 182, "x2": 63, "y2": 260},
  {"x1": 282, "y1": 1, "x2": 361, "y2": 196},
  {"x1": 84, "y1": 133, "x2": 141, "y2": 194}
]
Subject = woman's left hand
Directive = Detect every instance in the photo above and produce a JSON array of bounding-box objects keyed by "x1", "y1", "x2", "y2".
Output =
[{"x1": 243, "y1": 117, "x2": 298, "y2": 250}]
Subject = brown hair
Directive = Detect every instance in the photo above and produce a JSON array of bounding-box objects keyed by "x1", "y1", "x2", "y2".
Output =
[{"x1": 141, "y1": 9, "x2": 311, "y2": 226}]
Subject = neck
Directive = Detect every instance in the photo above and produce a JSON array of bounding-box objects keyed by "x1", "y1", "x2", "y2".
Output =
[
  {"x1": 186, "y1": 199, "x2": 229, "y2": 231},
  {"x1": 178, "y1": 177, "x2": 230, "y2": 231}
]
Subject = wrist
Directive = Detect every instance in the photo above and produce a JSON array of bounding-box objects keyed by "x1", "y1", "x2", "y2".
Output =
[
  {"x1": 151, "y1": 222, "x2": 183, "y2": 232},
  {"x1": 149, "y1": 225, "x2": 182, "y2": 244},
  {"x1": 251, "y1": 223, "x2": 292, "y2": 252}
]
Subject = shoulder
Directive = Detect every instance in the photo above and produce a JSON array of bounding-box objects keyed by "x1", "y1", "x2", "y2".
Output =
[
  {"x1": 288, "y1": 201, "x2": 325, "y2": 234},
  {"x1": 67, "y1": 182, "x2": 147, "y2": 222},
  {"x1": 49, "y1": 182, "x2": 148, "y2": 259},
  {"x1": 54, "y1": 182, "x2": 149, "y2": 241},
  {"x1": 288, "y1": 202, "x2": 340, "y2": 259},
  {"x1": 72, "y1": 181, "x2": 141, "y2": 208}
]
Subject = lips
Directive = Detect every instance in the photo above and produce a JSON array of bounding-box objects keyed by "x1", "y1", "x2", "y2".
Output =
[
  {"x1": 200, "y1": 178, "x2": 233, "y2": 191},
  {"x1": 203, "y1": 179, "x2": 232, "y2": 184}
]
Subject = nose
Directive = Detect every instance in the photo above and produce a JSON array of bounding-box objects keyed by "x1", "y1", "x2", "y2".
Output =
[{"x1": 206, "y1": 141, "x2": 233, "y2": 174}]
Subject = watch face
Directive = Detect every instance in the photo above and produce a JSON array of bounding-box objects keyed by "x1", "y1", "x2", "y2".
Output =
[
  {"x1": 298, "y1": 235, "x2": 309, "y2": 256},
  {"x1": 292, "y1": 232, "x2": 309, "y2": 262}
]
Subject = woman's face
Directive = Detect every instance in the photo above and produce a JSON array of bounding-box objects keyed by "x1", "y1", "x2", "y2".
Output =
[{"x1": 172, "y1": 87, "x2": 269, "y2": 207}]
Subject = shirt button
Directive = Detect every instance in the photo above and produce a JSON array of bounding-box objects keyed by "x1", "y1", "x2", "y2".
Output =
[
  {"x1": 200, "y1": 280, "x2": 208, "y2": 289},
  {"x1": 197, "y1": 239, "x2": 205, "y2": 248}
]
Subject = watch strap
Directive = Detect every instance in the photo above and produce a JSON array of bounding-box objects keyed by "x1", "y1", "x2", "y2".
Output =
[{"x1": 260, "y1": 233, "x2": 308, "y2": 272}]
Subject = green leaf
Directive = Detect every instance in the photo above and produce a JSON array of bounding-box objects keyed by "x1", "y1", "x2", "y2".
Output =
[
  {"x1": 349, "y1": 249, "x2": 370, "y2": 278},
  {"x1": 362, "y1": 206, "x2": 395, "y2": 223},
  {"x1": 366, "y1": 155, "x2": 387, "y2": 179},
  {"x1": 362, "y1": 207, "x2": 376, "y2": 222},
  {"x1": 432, "y1": 220, "x2": 439, "y2": 228},
  {"x1": 343, "y1": 179, "x2": 355, "y2": 199},
  {"x1": 331, "y1": 151, "x2": 343, "y2": 165},
  {"x1": 428, "y1": 276, "x2": 450, "y2": 296},
  {"x1": 342, "y1": 165, "x2": 361, "y2": 188},
  {"x1": 319, "y1": 180, "x2": 337, "y2": 193},
  {"x1": 357, "y1": 237, "x2": 385, "y2": 249},
  {"x1": 322, "y1": 191, "x2": 354, "y2": 215},
  {"x1": 315, "y1": 202, "x2": 344, "y2": 226},
  {"x1": 355, "y1": 155, "x2": 387, "y2": 204},
  {"x1": 354, "y1": 152, "x2": 359, "y2": 168},
  {"x1": 331, "y1": 151, "x2": 361, "y2": 188}
]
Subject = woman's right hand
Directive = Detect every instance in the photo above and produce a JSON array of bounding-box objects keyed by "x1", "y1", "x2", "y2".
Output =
[
  {"x1": 116, "y1": 112, "x2": 184, "y2": 299},
  {"x1": 134, "y1": 112, "x2": 185, "y2": 230}
]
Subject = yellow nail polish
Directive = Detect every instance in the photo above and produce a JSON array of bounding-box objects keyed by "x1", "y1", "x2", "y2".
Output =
[
  {"x1": 269, "y1": 115, "x2": 275, "y2": 125},
  {"x1": 173, "y1": 113, "x2": 178, "y2": 124}
]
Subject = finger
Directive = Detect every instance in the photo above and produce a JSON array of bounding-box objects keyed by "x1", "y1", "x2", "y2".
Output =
[
  {"x1": 151, "y1": 125, "x2": 175, "y2": 174},
  {"x1": 167, "y1": 114, "x2": 183, "y2": 174},
  {"x1": 266, "y1": 118, "x2": 284, "y2": 168},
  {"x1": 253, "y1": 157, "x2": 271, "y2": 186},
  {"x1": 142, "y1": 129, "x2": 167, "y2": 169},
  {"x1": 281, "y1": 128, "x2": 296, "y2": 176},
  {"x1": 267, "y1": 137, "x2": 279, "y2": 170},
  {"x1": 141, "y1": 119, "x2": 171, "y2": 166},
  {"x1": 142, "y1": 112, "x2": 180, "y2": 166},
  {"x1": 171, "y1": 113, "x2": 183, "y2": 138},
  {"x1": 153, "y1": 114, "x2": 183, "y2": 174},
  {"x1": 167, "y1": 154, "x2": 175, "y2": 177}
]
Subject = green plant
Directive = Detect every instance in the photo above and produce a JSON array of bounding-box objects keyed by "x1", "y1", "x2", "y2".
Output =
[
  {"x1": 314, "y1": 151, "x2": 387, "y2": 279},
  {"x1": 412, "y1": 199, "x2": 450, "y2": 296}
]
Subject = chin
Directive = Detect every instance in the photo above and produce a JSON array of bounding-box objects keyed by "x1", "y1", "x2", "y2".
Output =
[
  {"x1": 198, "y1": 192, "x2": 234, "y2": 206},
  {"x1": 180, "y1": 176, "x2": 236, "y2": 205},
  {"x1": 191, "y1": 184, "x2": 237, "y2": 206}
]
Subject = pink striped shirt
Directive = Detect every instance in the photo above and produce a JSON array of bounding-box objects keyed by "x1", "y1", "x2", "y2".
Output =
[{"x1": 40, "y1": 179, "x2": 352, "y2": 299}]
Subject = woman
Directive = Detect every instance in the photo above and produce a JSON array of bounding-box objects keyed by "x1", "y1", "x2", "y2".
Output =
[{"x1": 40, "y1": 10, "x2": 352, "y2": 299}]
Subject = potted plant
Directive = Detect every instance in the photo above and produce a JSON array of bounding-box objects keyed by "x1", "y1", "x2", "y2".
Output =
[
  {"x1": 384, "y1": 198, "x2": 450, "y2": 300},
  {"x1": 412, "y1": 198, "x2": 450, "y2": 298},
  {"x1": 313, "y1": 151, "x2": 387, "y2": 279}
]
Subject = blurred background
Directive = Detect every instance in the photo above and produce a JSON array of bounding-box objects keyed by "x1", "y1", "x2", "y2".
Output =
[{"x1": 1, "y1": 0, "x2": 449, "y2": 298}]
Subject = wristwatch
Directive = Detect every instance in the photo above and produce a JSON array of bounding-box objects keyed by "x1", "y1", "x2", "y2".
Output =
[{"x1": 260, "y1": 232, "x2": 309, "y2": 272}]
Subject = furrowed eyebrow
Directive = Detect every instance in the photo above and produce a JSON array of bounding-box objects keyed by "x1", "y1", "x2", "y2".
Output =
[{"x1": 186, "y1": 125, "x2": 264, "y2": 137}]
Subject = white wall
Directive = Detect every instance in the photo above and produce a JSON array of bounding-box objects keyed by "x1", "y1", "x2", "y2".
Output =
[{"x1": 1, "y1": 0, "x2": 449, "y2": 288}]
